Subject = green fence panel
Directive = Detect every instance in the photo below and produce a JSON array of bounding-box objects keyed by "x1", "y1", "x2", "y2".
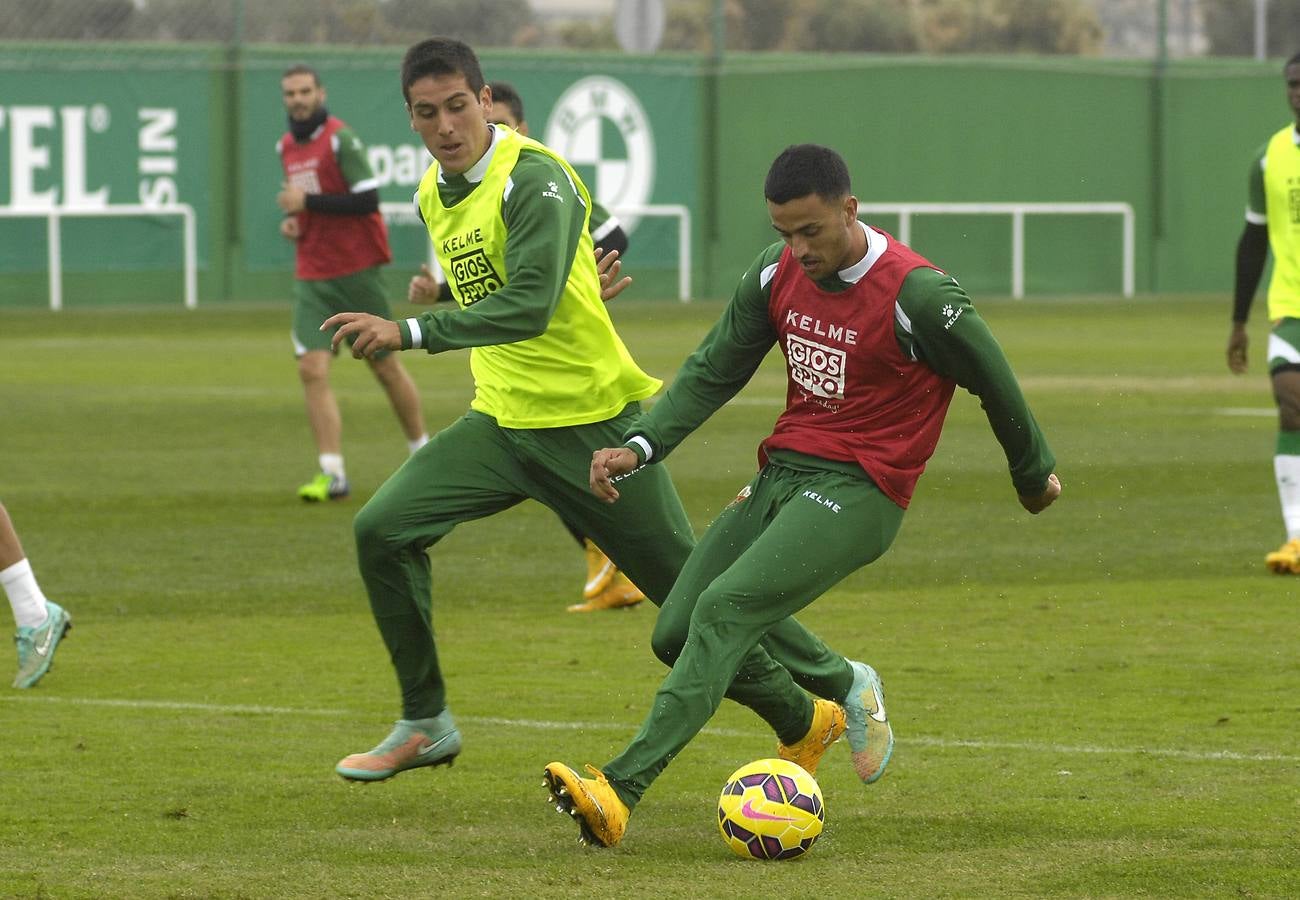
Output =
[
  {"x1": 0, "y1": 44, "x2": 226, "y2": 308},
  {"x1": 0, "y1": 47, "x2": 1293, "y2": 306}
]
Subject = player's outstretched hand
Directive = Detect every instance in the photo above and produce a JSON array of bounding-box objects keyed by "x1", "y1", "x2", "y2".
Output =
[
  {"x1": 591, "y1": 447, "x2": 641, "y2": 503},
  {"x1": 279, "y1": 217, "x2": 300, "y2": 241},
  {"x1": 321, "y1": 312, "x2": 401, "y2": 359},
  {"x1": 1019, "y1": 473, "x2": 1061, "y2": 514},
  {"x1": 1227, "y1": 324, "x2": 1249, "y2": 374},
  {"x1": 409, "y1": 264, "x2": 440, "y2": 304},
  {"x1": 595, "y1": 247, "x2": 632, "y2": 303}
]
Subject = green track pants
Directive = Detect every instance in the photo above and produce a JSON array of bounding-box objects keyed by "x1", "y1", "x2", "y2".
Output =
[
  {"x1": 602, "y1": 456, "x2": 904, "y2": 808},
  {"x1": 352, "y1": 407, "x2": 853, "y2": 735}
]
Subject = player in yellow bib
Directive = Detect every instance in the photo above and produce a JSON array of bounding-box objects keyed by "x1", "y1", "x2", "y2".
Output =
[
  {"x1": 404, "y1": 80, "x2": 644, "y2": 613},
  {"x1": 322, "y1": 38, "x2": 878, "y2": 786},
  {"x1": 1229, "y1": 52, "x2": 1300, "y2": 573}
]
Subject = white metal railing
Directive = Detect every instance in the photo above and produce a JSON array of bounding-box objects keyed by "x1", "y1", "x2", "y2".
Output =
[
  {"x1": 382, "y1": 200, "x2": 692, "y2": 302},
  {"x1": 858, "y1": 202, "x2": 1135, "y2": 299},
  {"x1": 610, "y1": 203, "x2": 692, "y2": 302},
  {"x1": 0, "y1": 204, "x2": 198, "y2": 310}
]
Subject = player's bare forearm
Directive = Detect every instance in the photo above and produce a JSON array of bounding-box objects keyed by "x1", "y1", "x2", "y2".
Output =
[
  {"x1": 1018, "y1": 473, "x2": 1061, "y2": 514},
  {"x1": 1227, "y1": 323, "x2": 1249, "y2": 374},
  {"x1": 321, "y1": 312, "x2": 401, "y2": 359},
  {"x1": 590, "y1": 447, "x2": 640, "y2": 503}
]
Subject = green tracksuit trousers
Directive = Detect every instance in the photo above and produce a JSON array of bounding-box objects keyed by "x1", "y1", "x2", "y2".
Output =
[
  {"x1": 602, "y1": 453, "x2": 905, "y2": 808},
  {"x1": 353, "y1": 408, "x2": 852, "y2": 731}
]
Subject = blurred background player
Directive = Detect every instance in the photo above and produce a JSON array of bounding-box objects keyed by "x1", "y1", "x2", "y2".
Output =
[
  {"x1": 487, "y1": 81, "x2": 628, "y2": 258},
  {"x1": 488, "y1": 79, "x2": 639, "y2": 612},
  {"x1": 1227, "y1": 51, "x2": 1300, "y2": 574},
  {"x1": 3, "y1": 500, "x2": 71, "y2": 689},
  {"x1": 276, "y1": 63, "x2": 429, "y2": 502},
  {"x1": 406, "y1": 78, "x2": 642, "y2": 612}
]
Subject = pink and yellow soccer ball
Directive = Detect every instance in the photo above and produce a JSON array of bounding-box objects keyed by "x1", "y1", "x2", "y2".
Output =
[{"x1": 717, "y1": 758, "x2": 825, "y2": 860}]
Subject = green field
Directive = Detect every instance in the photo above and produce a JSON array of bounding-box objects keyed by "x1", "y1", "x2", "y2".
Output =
[{"x1": 0, "y1": 296, "x2": 1296, "y2": 898}]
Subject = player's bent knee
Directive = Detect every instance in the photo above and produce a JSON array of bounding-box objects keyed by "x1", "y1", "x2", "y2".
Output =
[
  {"x1": 297, "y1": 351, "x2": 330, "y2": 384},
  {"x1": 353, "y1": 502, "x2": 400, "y2": 558},
  {"x1": 649, "y1": 624, "x2": 684, "y2": 668}
]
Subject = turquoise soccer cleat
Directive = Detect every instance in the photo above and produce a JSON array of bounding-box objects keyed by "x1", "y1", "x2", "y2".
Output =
[
  {"x1": 842, "y1": 660, "x2": 894, "y2": 784},
  {"x1": 335, "y1": 712, "x2": 462, "y2": 782},
  {"x1": 13, "y1": 601, "x2": 72, "y2": 689}
]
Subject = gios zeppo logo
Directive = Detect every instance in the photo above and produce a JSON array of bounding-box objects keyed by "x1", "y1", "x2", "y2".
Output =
[{"x1": 543, "y1": 76, "x2": 654, "y2": 231}]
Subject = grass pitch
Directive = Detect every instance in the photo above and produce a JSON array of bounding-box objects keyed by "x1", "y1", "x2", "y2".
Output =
[{"x1": 0, "y1": 295, "x2": 1296, "y2": 898}]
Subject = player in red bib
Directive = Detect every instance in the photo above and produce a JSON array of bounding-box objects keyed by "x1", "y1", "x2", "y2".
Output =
[
  {"x1": 544, "y1": 143, "x2": 1061, "y2": 848},
  {"x1": 276, "y1": 64, "x2": 428, "y2": 502}
]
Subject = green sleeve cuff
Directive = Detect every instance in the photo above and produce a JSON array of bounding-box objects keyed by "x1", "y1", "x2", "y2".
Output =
[{"x1": 624, "y1": 438, "x2": 650, "y2": 465}]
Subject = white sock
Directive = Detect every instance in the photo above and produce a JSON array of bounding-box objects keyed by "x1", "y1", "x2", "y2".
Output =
[
  {"x1": 1274, "y1": 454, "x2": 1300, "y2": 539},
  {"x1": 319, "y1": 453, "x2": 345, "y2": 480},
  {"x1": 408, "y1": 433, "x2": 430, "y2": 454},
  {"x1": 2, "y1": 558, "x2": 49, "y2": 629}
]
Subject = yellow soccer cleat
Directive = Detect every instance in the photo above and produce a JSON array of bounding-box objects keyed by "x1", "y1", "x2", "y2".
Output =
[
  {"x1": 567, "y1": 572, "x2": 646, "y2": 613},
  {"x1": 776, "y1": 698, "x2": 846, "y2": 776},
  {"x1": 542, "y1": 762, "x2": 630, "y2": 847},
  {"x1": 582, "y1": 539, "x2": 616, "y2": 599},
  {"x1": 1265, "y1": 537, "x2": 1300, "y2": 574}
]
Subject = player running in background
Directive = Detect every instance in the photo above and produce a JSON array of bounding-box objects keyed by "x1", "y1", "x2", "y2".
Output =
[
  {"x1": 3, "y1": 500, "x2": 71, "y2": 688},
  {"x1": 543, "y1": 144, "x2": 1060, "y2": 848},
  {"x1": 406, "y1": 78, "x2": 644, "y2": 612},
  {"x1": 276, "y1": 64, "x2": 429, "y2": 502},
  {"x1": 487, "y1": 79, "x2": 641, "y2": 613},
  {"x1": 487, "y1": 81, "x2": 629, "y2": 258},
  {"x1": 322, "y1": 40, "x2": 877, "y2": 787},
  {"x1": 1228, "y1": 52, "x2": 1300, "y2": 574}
]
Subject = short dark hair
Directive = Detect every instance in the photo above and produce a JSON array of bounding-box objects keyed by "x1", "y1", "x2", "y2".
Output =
[
  {"x1": 401, "y1": 38, "x2": 485, "y2": 104},
  {"x1": 281, "y1": 63, "x2": 320, "y2": 86},
  {"x1": 764, "y1": 144, "x2": 851, "y2": 205},
  {"x1": 489, "y1": 81, "x2": 525, "y2": 125},
  {"x1": 1286, "y1": 52, "x2": 1300, "y2": 71}
]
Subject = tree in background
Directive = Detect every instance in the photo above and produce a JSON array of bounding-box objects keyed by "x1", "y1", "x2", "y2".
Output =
[
  {"x1": 774, "y1": 0, "x2": 919, "y2": 53},
  {"x1": 916, "y1": 0, "x2": 1101, "y2": 54},
  {"x1": 1, "y1": 0, "x2": 1102, "y2": 54},
  {"x1": 1204, "y1": 0, "x2": 1300, "y2": 57}
]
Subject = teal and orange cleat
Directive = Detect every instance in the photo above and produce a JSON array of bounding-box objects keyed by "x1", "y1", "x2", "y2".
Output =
[
  {"x1": 842, "y1": 660, "x2": 894, "y2": 784},
  {"x1": 335, "y1": 713, "x2": 461, "y2": 782}
]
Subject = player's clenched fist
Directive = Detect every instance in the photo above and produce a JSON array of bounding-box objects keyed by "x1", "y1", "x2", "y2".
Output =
[
  {"x1": 321, "y1": 312, "x2": 401, "y2": 359},
  {"x1": 1019, "y1": 473, "x2": 1061, "y2": 514}
]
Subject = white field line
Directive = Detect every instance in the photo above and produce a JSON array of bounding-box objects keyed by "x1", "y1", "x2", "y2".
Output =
[
  {"x1": 3, "y1": 694, "x2": 1295, "y2": 764},
  {"x1": 1214, "y1": 407, "x2": 1275, "y2": 417}
]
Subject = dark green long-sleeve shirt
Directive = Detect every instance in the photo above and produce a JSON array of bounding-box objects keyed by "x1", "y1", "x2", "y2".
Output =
[{"x1": 627, "y1": 234, "x2": 1056, "y2": 499}]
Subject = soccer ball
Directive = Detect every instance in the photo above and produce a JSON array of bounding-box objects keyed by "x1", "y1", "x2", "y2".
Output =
[{"x1": 717, "y1": 758, "x2": 825, "y2": 860}]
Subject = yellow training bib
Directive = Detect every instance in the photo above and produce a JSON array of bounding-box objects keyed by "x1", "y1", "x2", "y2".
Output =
[
  {"x1": 417, "y1": 127, "x2": 660, "y2": 428},
  {"x1": 1263, "y1": 125, "x2": 1300, "y2": 320}
]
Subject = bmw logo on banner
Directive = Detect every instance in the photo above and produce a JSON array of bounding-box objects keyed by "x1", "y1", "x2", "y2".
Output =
[{"x1": 543, "y1": 76, "x2": 655, "y2": 232}]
